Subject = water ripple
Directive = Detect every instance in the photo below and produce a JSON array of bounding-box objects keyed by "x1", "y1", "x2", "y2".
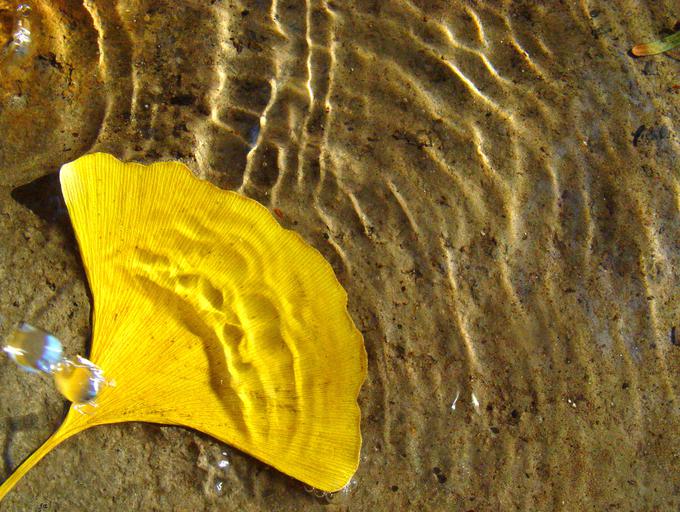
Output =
[{"x1": 1, "y1": 0, "x2": 680, "y2": 509}]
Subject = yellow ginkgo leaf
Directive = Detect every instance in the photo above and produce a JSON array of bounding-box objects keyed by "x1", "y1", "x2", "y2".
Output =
[{"x1": 0, "y1": 153, "x2": 367, "y2": 500}]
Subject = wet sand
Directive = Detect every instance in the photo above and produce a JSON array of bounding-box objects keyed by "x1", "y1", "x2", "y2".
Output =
[{"x1": 1, "y1": 0, "x2": 680, "y2": 510}]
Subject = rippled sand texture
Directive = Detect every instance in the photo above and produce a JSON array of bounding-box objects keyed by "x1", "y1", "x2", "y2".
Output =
[{"x1": 1, "y1": 0, "x2": 679, "y2": 510}]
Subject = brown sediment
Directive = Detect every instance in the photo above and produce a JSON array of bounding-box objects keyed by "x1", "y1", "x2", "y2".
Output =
[
  {"x1": 0, "y1": 409, "x2": 91, "y2": 502},
  {"x1": 0, "y1": 2, "x2": 15, "y2": 51},
  {"x1": 1, "y1": 0, "x2": 680, "y2": 510}
]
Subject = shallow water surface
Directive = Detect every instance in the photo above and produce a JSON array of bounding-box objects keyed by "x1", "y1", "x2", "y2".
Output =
[{"x1": 1, "y1": 0, "x2": 679, "y2": 510}]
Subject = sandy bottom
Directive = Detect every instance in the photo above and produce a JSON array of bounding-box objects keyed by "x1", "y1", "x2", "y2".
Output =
[{"x1": 1, "y1": 0, "x2": 680, "y2": 510}]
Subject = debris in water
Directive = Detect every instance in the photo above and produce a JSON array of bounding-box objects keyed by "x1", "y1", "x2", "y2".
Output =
[
  {"x1": 632, "y1": 30, "x2": 680, "y2": 56},
  {"x1": 632, "y1": 125, "x2": 645, "y2": 147}
]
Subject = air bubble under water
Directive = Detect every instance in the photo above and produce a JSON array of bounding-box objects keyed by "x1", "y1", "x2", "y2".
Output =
[
  {"x1": 3, "y1": 322, "x2": 62, "y2": 373},
  {"x1": 213, "y1": 478, "x2": 226, "y2": 497},
  {"x1": 1, "y1": 3, "x2": 32, "y2": 61},
  {"x1": 304, "y1": 477, "x2": 358, "y2": 502},
  {"x1": 2, "y1": 322, "x2": 110, "y2": 408}
]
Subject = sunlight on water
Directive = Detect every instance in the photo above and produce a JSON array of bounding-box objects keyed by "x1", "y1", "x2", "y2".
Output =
[
  {"x1": 0, "y1": 3, "x2": 31, "y2": 63},
  {"x1": 1, "y1": 0, "x2": 679, "y2": 509}
]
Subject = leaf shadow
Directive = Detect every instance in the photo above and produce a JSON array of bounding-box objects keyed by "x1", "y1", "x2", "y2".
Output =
[{"x1": 10, "y1": 172, "x2": 94, "y2": 356}]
